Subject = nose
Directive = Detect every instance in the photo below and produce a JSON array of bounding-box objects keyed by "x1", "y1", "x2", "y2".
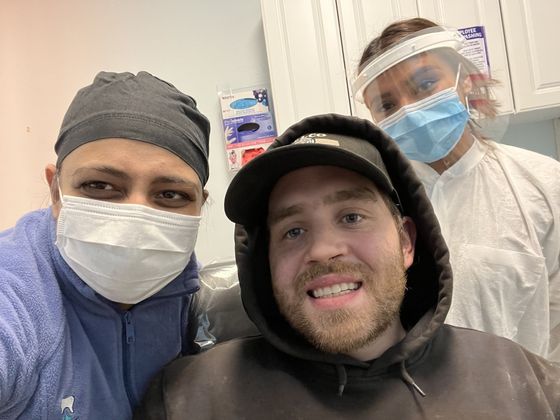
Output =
[
  {"x1": 124, "y1": 191, "x2": 152, "y2": 208},
  {"x1": 304, "y1": 227, "x2": 346, "y2": 264},
  {"x1": 398, "y1": 94, "x2": 417, "y2": 108}
]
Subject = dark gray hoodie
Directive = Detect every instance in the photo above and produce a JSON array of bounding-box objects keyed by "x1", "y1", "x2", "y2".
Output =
[{"x1": 135, "y1": 114, "x2": 560, "y2": 420}]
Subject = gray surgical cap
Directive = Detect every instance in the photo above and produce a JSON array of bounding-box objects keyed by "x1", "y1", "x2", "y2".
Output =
[{"x1": 55, "y1": 71, "x2": 211, "y2": 186}]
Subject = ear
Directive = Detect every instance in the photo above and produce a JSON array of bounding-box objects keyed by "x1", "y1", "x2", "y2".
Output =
[
  {"x1": 461, "y1": 74, "x2": 473, "y2": 96},
  {"x1": 399, "y1": 216, "x2": 416, "y2": 269},
  {"x1": 45, "y1": 164, "x2": 61, "y2": 218}
]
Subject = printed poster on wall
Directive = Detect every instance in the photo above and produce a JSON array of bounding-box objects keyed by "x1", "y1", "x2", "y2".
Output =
[
  {"x1": 458, "y1": 26, "x2": 491, "y2": 78},
  {"x1": 219, "y1": 86, "x2": 277, "y2": 171}
]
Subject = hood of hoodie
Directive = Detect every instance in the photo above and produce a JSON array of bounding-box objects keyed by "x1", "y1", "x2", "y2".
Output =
[{"x1": 231, "y1": 114, "x2": 452, "y2": 370}]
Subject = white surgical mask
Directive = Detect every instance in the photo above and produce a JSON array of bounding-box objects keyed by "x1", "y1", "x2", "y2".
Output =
[{"x1": 55, "y1": 193, "x2": 201, "y2": 304}]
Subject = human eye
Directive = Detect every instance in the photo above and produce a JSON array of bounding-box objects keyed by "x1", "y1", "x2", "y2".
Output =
[
  {"x1": 79, "y1": 181, "x2": 121, "y2": 199},
  {"x1": 417, "y1": 78, "x2": 437, "y2": 93},
  {"x1": 379, "y1": 100, "x2": 396, "y2": 114},
  {"x1": 371, "y1": 97, "x2": 396, "y2": 118},
  {"x1": 341, "y1": 212, "x2": 364, "y2": 225},
  {"x1": 154, "y1": 190, "x2": 194, "y2": 208},
  {"x1": 284, "y1": 227, "x2": 304, "y2": 240},
  {"x1": 411, "y1": 70, "x2": 440, "y2": 96}
]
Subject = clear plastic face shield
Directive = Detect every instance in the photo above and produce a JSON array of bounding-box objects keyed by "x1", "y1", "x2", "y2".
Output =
[{"x1": 352, "y1": 26, "x2": 466, "y2": 124}]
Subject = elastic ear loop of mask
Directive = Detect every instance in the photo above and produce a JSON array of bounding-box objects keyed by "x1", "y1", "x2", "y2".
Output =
[
  {"x1": 454, "y1": 63, "x2": 473, "y2": 116},
  {"x1": 54, "y1": 172, "x2": 65, "y2": 205}
]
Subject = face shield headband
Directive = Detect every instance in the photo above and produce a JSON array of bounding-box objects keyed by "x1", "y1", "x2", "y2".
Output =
[{"x1": 352, "y1": 26, "x2": 465, "y2": 104}]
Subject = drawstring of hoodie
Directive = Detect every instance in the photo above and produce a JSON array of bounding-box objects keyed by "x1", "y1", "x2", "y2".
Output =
[
  {"x1": 335, "y1": 364, "x2": 347, "y2": 396},
  {"x1": 399, "y1": 360, "x2": 426, "y2": 397},
  {"x1": 334, "y1": 361, "x2": 426, "y2": 398}
]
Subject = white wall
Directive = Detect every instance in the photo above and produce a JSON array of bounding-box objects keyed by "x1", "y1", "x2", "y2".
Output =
[
  {"x1": 502, "y1": 119, "x2": 559, "y2": 159},
  {"x1": 0, "y1": 0, "x2": 270, "y2": 264},
  {"x1": 477, "y1": 113, "x2": 559, "y2": 159}
]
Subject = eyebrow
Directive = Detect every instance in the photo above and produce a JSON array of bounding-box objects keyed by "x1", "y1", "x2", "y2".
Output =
[
  {"x1": 268, "y1": 204, "x2": 305, "y2": 227},
  {"x1": 407, "y1": 65, "x2": 439, "y2": 84},
  {"x1": 72, "y1": 166, "x2": 132, "y2": 180},
  {"x1": 268, "y1": 187, "x2": 379, "y2": 227},
  {"x1": 152, "y1": 176, "x2": 199, "y2": 188},
  {"x1": 71, "y1": 167, "x2": 201, "y2": 192},
  {"x1": 371, "y1": 93, "x2": 391, "y2": 109},
  {"x1": 323, "y1": 187, "x2": 379, "y2": 205}
]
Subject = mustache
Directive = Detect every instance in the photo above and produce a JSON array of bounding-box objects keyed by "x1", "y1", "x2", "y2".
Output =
[{"x1": 295, "y1": 261, "x2": 369, "y2": 286}]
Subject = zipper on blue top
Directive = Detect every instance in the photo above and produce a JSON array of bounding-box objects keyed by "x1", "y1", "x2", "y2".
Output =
[{"x1": 122, "y1": 311, "x2": 136, "y2": 408}]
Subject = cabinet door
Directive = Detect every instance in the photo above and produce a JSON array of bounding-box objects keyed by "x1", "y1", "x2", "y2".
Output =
[
  {"x1": 338, "y1": 0, "x2": 515, "y2": 117},
  {"x1": 500, "y1": 0, "x2": 560, "y2": 112},
  {"x1": 336, "y1": 0, "x2": 419, "y2": 120},
  {"x1": 260, "y1": 0, "x2": 350, "y2": 132}
]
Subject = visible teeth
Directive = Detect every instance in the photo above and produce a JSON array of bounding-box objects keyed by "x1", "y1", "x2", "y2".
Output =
[{"x1": 311, "y1": 282, "x2": 359, "y2": 298}]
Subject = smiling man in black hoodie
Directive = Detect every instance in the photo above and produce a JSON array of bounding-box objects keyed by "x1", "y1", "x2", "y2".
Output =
[{"x1": 136, "y1": 114, "x2": 560, "y2": 419}]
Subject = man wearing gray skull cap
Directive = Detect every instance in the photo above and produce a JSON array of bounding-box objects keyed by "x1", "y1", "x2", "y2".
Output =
[
  {"x1": 137, "y1": 113, "x2": 560, "y2": 420},
  {"x1": 0, "y1": 71, "x2": 211, "y2": 419}
]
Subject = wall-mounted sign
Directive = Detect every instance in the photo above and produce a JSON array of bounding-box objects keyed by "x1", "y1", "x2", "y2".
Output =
[
  {"x1": 459, "y1": 26, "x2": 491, "y2": 78},
  {"x1": 219, "y1": 86, "x2": 277, "y2": 171}
]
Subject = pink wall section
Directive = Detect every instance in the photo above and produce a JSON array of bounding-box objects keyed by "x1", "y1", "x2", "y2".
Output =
[{"x1": 0, "y1": 0, "x2": 271, "y2": 264}]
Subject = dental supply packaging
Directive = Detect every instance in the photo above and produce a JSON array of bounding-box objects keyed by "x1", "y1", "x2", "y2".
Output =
[{"x1": 219, "y1": 86, "x2": 277, "y2": 171}]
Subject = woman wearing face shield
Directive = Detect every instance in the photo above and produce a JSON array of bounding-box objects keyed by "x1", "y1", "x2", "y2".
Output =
[{"x1": 353, "y1": 18, "x2": 560, "y2": 362}]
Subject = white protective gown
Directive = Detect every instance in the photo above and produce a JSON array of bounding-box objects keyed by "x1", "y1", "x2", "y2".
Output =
[{"x1": 411, "y1": 140, "x2": 560, "y2": 361}]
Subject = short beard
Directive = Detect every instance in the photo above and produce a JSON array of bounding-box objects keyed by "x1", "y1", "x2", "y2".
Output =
[{"x1": 273, "y1": 255, "x2": 407, "y2": 355}]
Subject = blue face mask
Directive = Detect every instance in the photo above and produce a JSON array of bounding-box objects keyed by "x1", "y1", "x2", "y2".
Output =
[{"x1": 378, "y1": 87, "x2": 469, "y2": 163}]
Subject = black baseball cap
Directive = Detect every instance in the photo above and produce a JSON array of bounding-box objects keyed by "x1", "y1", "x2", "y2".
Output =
[{"x1": 225, "y1": 131, "x2": 401, "y2": 226}]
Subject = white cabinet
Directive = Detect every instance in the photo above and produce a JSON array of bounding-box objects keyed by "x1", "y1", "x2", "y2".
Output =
[
  {"x1": 500, "y1": 0, "x2": 560, "y2": 112},
  {"x1": 261, "y1": 0, "x2": 560, "y2": 130},
  {"x1": 260, "y1": 0, "x2": 350, "y2": 132}
]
